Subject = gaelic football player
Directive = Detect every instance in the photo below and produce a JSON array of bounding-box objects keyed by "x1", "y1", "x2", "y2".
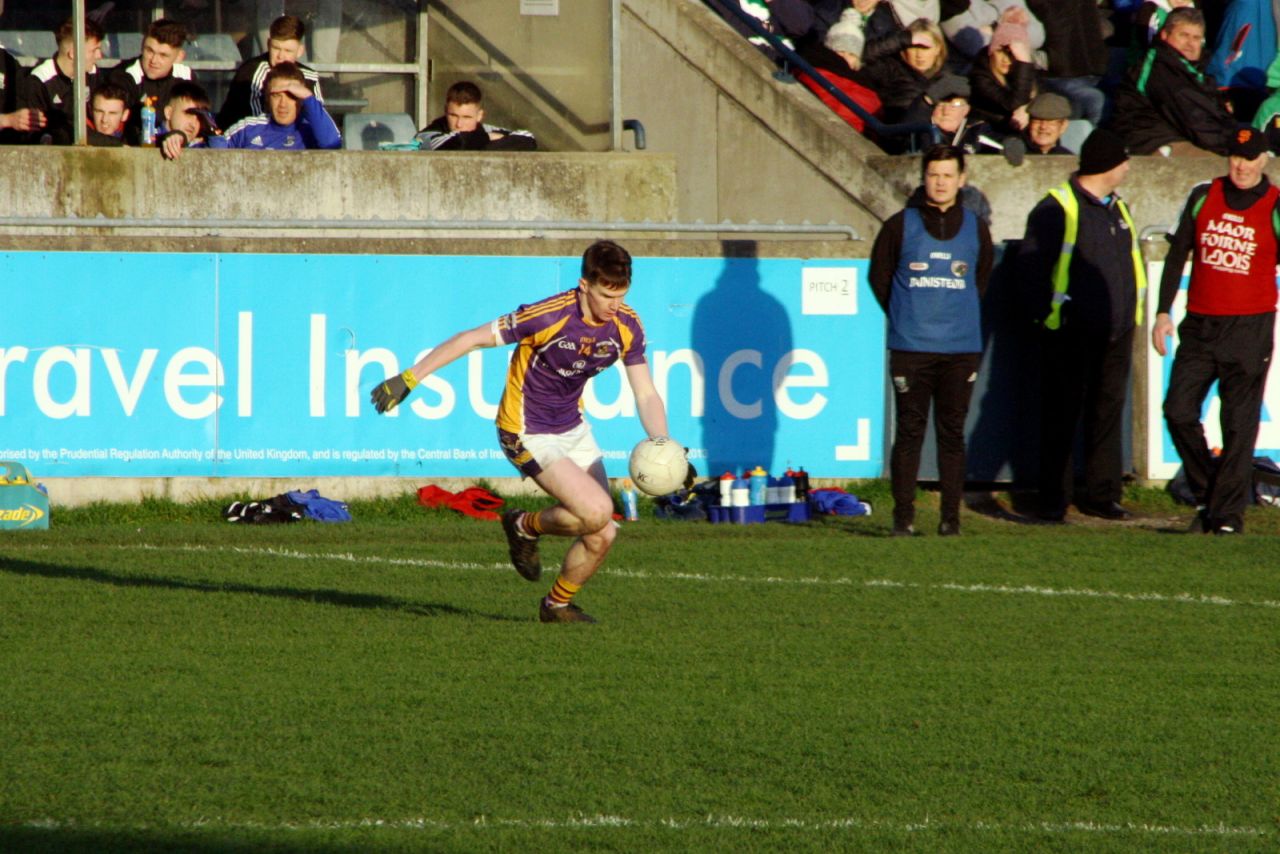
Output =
[{"x1": 371, "y1": 240, "x2": 671, "y2": 623}]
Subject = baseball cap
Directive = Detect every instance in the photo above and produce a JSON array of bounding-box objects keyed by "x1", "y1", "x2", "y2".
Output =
[{"x1": 1228, "y1": 126, "x2": 1269, "y2": 159}]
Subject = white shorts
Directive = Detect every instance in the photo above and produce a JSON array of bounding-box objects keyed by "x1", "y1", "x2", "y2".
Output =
[{"x1": 498, "y1": 421, "x2": 603, "y2": 479}]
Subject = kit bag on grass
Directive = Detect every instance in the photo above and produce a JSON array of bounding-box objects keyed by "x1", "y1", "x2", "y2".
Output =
[{"x1": 0, "y1": 461, "x2": 50, "y2": 530}]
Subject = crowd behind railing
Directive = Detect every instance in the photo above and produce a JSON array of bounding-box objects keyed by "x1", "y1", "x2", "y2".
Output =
[
  {"x1": 0, "y1": 13, "x2": 536, "y2": 157},
  {"x1": 706, "y1": 1, "x2": 1280, "y2": 162}
]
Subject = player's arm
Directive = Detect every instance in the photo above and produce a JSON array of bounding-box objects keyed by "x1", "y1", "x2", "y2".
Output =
[
  {"x1": 370, "y1": 321, "x2": 497, "y2": 413},
  {"x1": 625, "y1": 360, "x2": 670, "y2": 440}
]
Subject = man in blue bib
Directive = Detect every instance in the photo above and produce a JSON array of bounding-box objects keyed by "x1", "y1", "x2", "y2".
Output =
[{"x1": 869, "y1": 144, "x2": 993, "y2": 536}]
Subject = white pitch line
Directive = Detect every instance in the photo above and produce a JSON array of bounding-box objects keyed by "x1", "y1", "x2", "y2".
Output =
[
  {"x1": 17, "y1": 814, "x2": 1270, "y2": 838},
  {"x1": 9, "y1": 542, "x2": 1280, "y2": 612}
]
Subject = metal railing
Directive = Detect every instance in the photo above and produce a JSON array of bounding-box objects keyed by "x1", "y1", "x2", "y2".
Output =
[
  {"x1": 0, "y1": 215, "x2": 860, "y2": 240},
  {"x1": 708, "y1": 1, "x2": 930, "y2": 146}
]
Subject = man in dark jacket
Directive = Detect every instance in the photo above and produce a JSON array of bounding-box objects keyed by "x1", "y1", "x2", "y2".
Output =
[
  {"x1": 870, "y1": 144, "x2": 994, "y2": 536},
  {"x1": 1, "y1": 46, "x2": 46, "y2": 142},
  {"x1": 1153, "y1": 128, "x2": 1280, "y2": 534},
  {"x1": 416, "y1": 81, "x2": 536, "y2": 151},
  {"x1": 1110, "y1": 8, "x2": 1236, "y2": 156},
  {"x1": 1018, "y1": 129, "x2": 1146, "y2": 522},
  {"x1": 107, "y1": 18, "x2": 196, "y2": 145},
  {"x1": 217, "y1": 15, "x2": 324, "y2": 132},
  {"x1": 17, "y1": 17, "x2": 102, "y2": 145}
]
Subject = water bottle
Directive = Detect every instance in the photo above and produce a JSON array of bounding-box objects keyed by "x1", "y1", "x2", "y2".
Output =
[
  {"x1": 620, "y1": 479, "x2": 639, "y2": 521},
  {"x1": 140, "y1": 97, "x2": 156, "y2": 146},
  {"x1": 719, "y1": 471, "x2": 735, "y2": 506},
  {"x1": 749, "y1": 466, "x2": 768, "y2": 505},
  {"x1": 731, "y1": 477, "x2": 750, "y2": 507},
  {"x1": 780, "y1": 470, "x2": 796, "y2": 504}
]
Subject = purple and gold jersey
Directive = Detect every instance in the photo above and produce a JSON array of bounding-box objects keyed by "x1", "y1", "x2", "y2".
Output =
[{"x1": 493, "y1": 289, "x2": 647, "y2": 435}]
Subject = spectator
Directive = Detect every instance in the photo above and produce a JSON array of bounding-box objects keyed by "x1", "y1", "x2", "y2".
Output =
[
  {"x1": 1026, "y1": 0, "x2": 1108, "y2": 125},
  {"x1": 1111, "y1": 8, "x2": 1237, "y2": 156},
  {"x1": 1017, "y1": 129, "x2": 1145, "y2": 522},
  {"x1": 796, "y1": 9, "x2": 883, "y2": 134},
  {"x1": 1135, "y1": 0, "x2": 1197, "y2": 48},
  {"x1": 1, "y1": 46, "x2": 46, "y2": 142},
  {"x1": 868, "y1": 144, "x2": 993, "y2": 537},
  {"x1": 417, "y1": 81, "x2": 537, "y2": 151},
  {"x1": 1204, "y1": 0, "x2": 1275, "y2": 118},
  {"x1": 17, "y1": 17, "x2": 104, "y2": 145},
  {"x1": 108, "y1": 19, "x2": 196, "y2": 146},
  {"x1": 87, "y1": 83, "x2": 129, "y2": 147},
  {"x1": 705, "y1": 0, "x2": 816, "y2": 58},
  {"x1": 969, "y1": 9, "x2": 1038, "y2": 135},
  {"x1": 941, "y1": 1, "x2": 1046, "y2": 63},
  {"x1": 159, "y1": 81, "x2": 217, "y2": 160},
  {"x1": 857, "y1": 0, "x2": 917, "y2": 67},
  {"x1": 218, "y1": 15, "x2": 324, "y2": 131},
  {"x1": 861, "y1": 17, "x2": 950, "y2": 136},
  {"x1": 215, "y1": 62, "x2": 341, "y2": 150},
  {"x1": 1022, "y1": 92, "x2": 1073, "y2": 154},
  {"x1": 916, "y1": 73, "x2": 1003, "y2": 154}
]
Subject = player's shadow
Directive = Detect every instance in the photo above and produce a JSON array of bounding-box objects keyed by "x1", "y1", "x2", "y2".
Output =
[
  {"x1": 691, "y1": 241, "x2": 793, "y2": 477},
  {"x1": 0, "y1": 557, "x2": 525, "y2": 623}
]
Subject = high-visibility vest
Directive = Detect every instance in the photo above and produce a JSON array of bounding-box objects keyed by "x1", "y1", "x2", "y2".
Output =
[{"x1": 1044, "y1": 181, "x2": 1146, "y2": 330}]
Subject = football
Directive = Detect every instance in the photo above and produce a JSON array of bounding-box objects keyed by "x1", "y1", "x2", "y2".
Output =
[{"x1": 628, "y1": 437, "x2": 690, "y2": 497}]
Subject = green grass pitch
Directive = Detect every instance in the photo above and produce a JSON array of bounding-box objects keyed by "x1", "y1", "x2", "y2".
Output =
[{"x1": 1, "y1": 485, "x2": 1277, "y2": 852}]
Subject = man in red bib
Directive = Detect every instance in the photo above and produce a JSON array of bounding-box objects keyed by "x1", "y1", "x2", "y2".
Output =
[{"x1": 1154, "y1": 127, "x2": 1280, "y2": 535}]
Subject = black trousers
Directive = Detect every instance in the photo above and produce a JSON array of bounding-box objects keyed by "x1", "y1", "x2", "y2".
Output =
[
  {"x1": 889, "y1": 350, "x2": 980, "y2": 528},
  {"x1": 1038, "y1": 326, "x2": 1133, "y2": 513},
  {"x1": 1163, "y1": 312, "x2": 1275, "y2": 532}
]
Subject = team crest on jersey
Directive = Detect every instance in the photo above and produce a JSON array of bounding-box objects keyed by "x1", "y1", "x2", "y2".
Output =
[{"x1": 951, "y1": 261, "x2": 969, "y2": 277}]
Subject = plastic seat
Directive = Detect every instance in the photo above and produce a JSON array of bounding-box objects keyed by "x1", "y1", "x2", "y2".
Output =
[
  {"x1": 0, "y1": 30, "x2": 58, "y2": 60},
  {"x1": 342, "y1": 112, "x2": 418, "y2": 150}
]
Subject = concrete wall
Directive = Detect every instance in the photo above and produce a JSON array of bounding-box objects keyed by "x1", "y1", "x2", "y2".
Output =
[{"x1": 0, "y1": 147, "x2": 678, "y2": 235}]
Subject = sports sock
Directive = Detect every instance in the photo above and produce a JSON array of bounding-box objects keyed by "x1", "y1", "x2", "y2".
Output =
[
  {"x1": 545, "y1": 574, "x2": 581, "y2": 608},
  {"x1": 519, "y1": 510, "x2": 544, "y2": 537}
]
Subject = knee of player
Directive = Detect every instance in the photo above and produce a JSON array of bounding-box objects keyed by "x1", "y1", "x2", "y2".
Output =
[
  {"x1": 577, "y1": 502, "x2": 615, "y2": 535},
  {"x1": 583, "y1": 517, "x2": 619, "y2": 549}
]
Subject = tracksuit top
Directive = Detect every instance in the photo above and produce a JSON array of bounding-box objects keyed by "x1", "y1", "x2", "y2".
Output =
[
  {"x1": 888, "y1": 207, "x2": 983, "y2": 354},
  {"x1": 1188, "y1": 177, "x2": 1280, "y2": 316}
]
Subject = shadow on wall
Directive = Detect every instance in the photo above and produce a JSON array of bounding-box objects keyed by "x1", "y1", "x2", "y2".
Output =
[
  {"x1": 967, "y1": 243, "x2": 1042, "y2": 485},
  {"x1": 691, "y1": 241, "x2": 793, "y2": 477}
]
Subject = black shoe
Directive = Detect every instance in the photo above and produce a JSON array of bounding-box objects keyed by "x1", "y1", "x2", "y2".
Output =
[
  {"x1": 1035, "y1": 508, "x2": 1066, "y2": 523},
  {"x1": 1187, "y1": 506, "x2": 1209, "y2": 533},
  {"x1": 1077, "y1": 500, "x2": 1132, "y2": 521},
  {"x1": 501, "y1": 509, "x2": 542, "y2": 581},
  {"x1": 539, "y1": 599, "x2": 596, "y2": 623},
  {"x1": 937, "y1": 521, "x2": 960, "y2": 536},
  {"x1": 891, "y1": 524, "x2": 916, "y2": 537}
]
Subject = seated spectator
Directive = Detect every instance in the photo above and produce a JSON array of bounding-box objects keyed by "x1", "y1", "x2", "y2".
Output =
[
  {"x1": 1135, "y1": 0, "x2": 1197, "y2": 48},
  {"x1": 87, "y1": 83, "x2": 130, "y2": 147},
  {"x1": 218, "y1": 15, "x2": 324, "y2": 131},
  {"x1": 215, "y1": 63, "x2": 341, "y2": 150},
  {"x1": 942, "y1": 0, "x2": 1046, "y2": 63},
  {"x1": 1026, "y1": 0, "x2": 1108, "y2": 125},
  {"x1": 17, "y1": 17, "x2": 104, "y2": 145},
  {"x1": 1021, "y1": 92, "x2": 1074, "y2": 153},
  {"x1": 1110, "y1": 8, "x2": 1238, "y2": 155},
  {"x1": 969, "y1": 9, "x2": 1039, "y2": 136},
  {"x1": 857, "y1": 0, "x2": 916, "y2": 67},
  {"x1": 1, "y1": 46, "x2": 46, "y2": 142},
  {"x1": 861, "y1": 17, "x2": 950, "y2": 136},
  {"x1": 915, "y1": 73, "x2": 1003, "y2": 154},
  {"x1": 159, "y1": 81, "x2": 217, "y2": 160},
  {"x1": 797, "y1": 10, "x2": 883, "y2": 134},
  {"x1": 417, "y1": 81, "x2": 537, "y2": 151},
  {"x1": 108, "y1": 19, "x2": 196, "y2": 146}
]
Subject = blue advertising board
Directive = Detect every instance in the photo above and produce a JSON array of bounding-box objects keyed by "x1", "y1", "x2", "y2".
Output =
[{"x1": 0, "y1": 252, "x2": 885, "y2": 479}]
